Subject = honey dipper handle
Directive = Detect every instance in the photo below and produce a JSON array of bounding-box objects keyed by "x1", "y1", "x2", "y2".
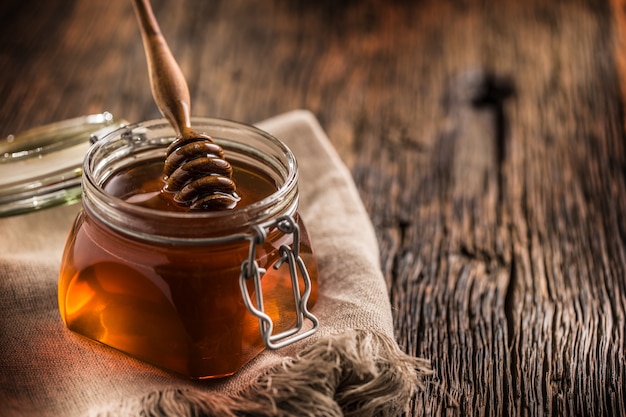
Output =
[{"x1": 132, "y1": 0, "x2": 192, "y2": 137}]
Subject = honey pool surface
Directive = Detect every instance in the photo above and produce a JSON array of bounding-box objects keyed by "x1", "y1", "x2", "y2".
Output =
[
  {"x1": 103, "y1": 158, "x2": 276, "y2": 211},
  {"x1": 58, "y1": 158, "x2": 318, "y2": 379}
]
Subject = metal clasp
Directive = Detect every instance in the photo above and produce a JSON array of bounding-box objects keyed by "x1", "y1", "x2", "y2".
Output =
[{"x1": 239, "y1": 215, "x2": 319, "y2": 350}]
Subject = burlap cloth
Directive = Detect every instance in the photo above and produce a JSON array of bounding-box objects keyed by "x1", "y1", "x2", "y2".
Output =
[{"x1": 0, "y1": 110, "x2": 430, "y2": 417}]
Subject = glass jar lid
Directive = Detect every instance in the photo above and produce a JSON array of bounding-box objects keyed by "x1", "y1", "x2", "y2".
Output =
[{"x1": 0, "y1": 112, "x2": 127, "y2": 217}]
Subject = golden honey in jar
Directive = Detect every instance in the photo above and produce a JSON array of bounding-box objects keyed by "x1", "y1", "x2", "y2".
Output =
[{"x1": 58, "y1": 118, "x2": 319, "y2": 379}]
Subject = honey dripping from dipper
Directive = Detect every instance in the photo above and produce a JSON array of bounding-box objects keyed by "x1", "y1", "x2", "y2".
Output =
[{"x1": 132, "y1": 0, "x2": 240, "y2": 211}]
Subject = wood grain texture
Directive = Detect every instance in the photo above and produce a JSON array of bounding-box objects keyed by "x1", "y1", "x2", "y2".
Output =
[{"x1": 2, "y1": 0, "x2": 626, "y2": 415}]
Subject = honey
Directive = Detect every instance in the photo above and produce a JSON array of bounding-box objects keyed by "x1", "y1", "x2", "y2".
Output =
[
  {"x1": 103, "y1": 158, "x2": 275, "y2": 212},
  {"x1": 58, "y1": 118, "x2": 319, "y2": 379}
]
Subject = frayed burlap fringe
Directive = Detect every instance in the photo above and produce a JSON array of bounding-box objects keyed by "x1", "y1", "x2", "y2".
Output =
[{"x1": 92, "y1": 329, "x2": 431, "y2": 417}]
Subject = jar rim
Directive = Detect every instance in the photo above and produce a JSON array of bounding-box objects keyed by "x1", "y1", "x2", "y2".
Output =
[{"x1": 83, "y1": 117, "x2": 299, "y2": 237}]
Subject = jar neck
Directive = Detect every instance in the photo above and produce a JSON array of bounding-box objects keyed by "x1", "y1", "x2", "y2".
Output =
[
  {"x1": 81, "y1": 118, "x2": 300, "y2": 244},
  {"x1": 82, "y1": 185, "x2": 299, "y2": 244}
]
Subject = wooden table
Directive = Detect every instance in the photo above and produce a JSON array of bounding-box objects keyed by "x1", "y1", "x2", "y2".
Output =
[{"x1": 2, "y1": 0, "x2": 626, "y2": 415}]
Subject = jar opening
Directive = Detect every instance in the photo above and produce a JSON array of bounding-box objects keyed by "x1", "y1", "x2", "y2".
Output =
[{"x1": 83, "y1": 118, "x2": 300, "y2": 241}]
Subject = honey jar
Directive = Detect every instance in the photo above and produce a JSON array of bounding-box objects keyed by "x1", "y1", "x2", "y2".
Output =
[{"x1": 58, "y1": 117, "x2": 319, "y2": 379}]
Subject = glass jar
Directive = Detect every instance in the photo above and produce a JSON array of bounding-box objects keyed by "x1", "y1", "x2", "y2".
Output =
[{"x1": 58, "y1": 118, "x2": 319, "y2": 379}]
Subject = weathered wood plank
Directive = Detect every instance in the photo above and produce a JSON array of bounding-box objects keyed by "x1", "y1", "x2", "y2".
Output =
[{"x1": 351, "y1": 0, "x2": 626, "y2": 415}]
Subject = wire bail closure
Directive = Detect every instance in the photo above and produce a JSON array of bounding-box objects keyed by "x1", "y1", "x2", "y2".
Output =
[{"x1": 239, "y1": 215, "x2": 319, "y2": 350}]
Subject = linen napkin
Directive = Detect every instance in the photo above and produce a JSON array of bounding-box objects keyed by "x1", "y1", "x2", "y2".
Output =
[{"x1": 0, "y1": 110, "x2": 430, "y2": 417}]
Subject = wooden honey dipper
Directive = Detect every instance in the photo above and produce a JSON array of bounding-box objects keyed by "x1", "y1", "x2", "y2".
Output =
[{"x1": 132, "y1": 0, "x2": 240, "y2": 210}]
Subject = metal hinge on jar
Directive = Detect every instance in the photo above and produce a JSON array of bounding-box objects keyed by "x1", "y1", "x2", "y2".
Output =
[{"x1": 239, "y1": 215, "x2": 319, "y2": 350}]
